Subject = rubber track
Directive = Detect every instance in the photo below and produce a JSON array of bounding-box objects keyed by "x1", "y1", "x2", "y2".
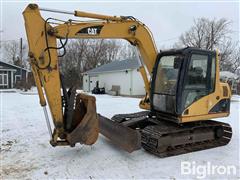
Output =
[
  {"x1": 111, "y1": 112, "x2": 232, "y2": 158},
  {"x1": 141, "y1": 120, "x2": 232, "y2": 157}
]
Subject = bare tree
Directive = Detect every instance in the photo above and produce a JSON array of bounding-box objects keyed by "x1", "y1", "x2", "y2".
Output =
[
  {"x1": 220, "y1": 41, "x2": 240, "y2": 73},
  {"x1": 231, "y1": 46, "x2": 240, "y2": 73},
  {"x1": 104, "y1": 40, "x2": 122, "y2": 63},
  {"x1": 2, "y1": 40, "x2": 28, "y2": 67},
  {"x1": 3, "y1": 41, "x2": 19, "y2": 62},
  {"x1": 59, "y1": 39, "x2": 125, "y2": 87},
  {"x1": 118, "y1": 41, "x2": 137, "y2": 60},
  {"x1": 176, "y1": 18, "x2": 239, "y2": 72},
  {"x1": 178, "y1": 18, "x2": 231, "y2": 50}
]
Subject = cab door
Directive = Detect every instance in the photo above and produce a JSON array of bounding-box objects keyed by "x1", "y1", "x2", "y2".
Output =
[
  {"x1": 179, "y1": 51, "x2": 216, "y2": 116},
  {"x1": 151, "y1": 53, "x2": 183, "y2": 115}
]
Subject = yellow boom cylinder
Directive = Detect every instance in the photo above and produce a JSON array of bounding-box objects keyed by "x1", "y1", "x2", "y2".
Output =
[{"x1": 74, "y1": 10, "x2": 122, "y2": 21}]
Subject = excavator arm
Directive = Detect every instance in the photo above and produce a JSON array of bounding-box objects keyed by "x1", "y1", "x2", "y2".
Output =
[{"x1": 23, "y1": 4, "x2": 157, "y2": 147}]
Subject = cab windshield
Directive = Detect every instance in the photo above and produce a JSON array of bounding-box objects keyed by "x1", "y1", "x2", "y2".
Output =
[{"x1": 154, "y1": 55, "x2": 183, "y2": 95}]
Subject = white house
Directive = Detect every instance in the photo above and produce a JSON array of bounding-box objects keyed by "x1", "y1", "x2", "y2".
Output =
[{"x1": 83, "y1": 59, "x2": 145, "y2": 96}]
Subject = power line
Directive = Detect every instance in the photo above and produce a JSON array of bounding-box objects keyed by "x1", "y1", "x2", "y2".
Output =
[
  {"x1": 155, "y1": 36, "x2": 179, "y2": 44},
  {"x1": 0, "y1": 39, "x2": 27, "y2": 43},
  {"x1": 0, "y1": 39, "x2": 17, "y2": 42}
]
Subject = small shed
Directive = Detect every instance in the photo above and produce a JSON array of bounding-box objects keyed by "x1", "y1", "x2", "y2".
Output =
[
  {"x1": 83, "y1": 59, "x2": 145, "y2": 96},
  {"x1": 0, "y1": 61, "x2": 29, "y2": 89}
]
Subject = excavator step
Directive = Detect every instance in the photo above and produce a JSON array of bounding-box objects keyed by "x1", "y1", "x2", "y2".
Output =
[
  {"x1": 112, "y1": 111, "x2": 149, "y2": 123},
  {"x1": 99, "y1": 111, "x2": 232, "y2": 158}
]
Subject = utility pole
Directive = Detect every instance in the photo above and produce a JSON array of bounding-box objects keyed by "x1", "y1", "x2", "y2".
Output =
[
  {"x1": 0, "y1": 30, "x2": 3, "y2": 49},
  {"x1": 210, "y1": 23, "x2": 214, "y2": 51},
  {"x1": 20, "y1": 38, "x2": 23, "y2": 66},
  {"x1": 20, "y1": 38, "x2": 23, "y2": 80}
]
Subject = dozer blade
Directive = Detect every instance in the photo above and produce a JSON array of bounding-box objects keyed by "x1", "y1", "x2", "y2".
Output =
[
  {"x1": 98, "y1": 114, "x2": 141, "y2": 153},
  {"x1": 66, "y1": 93, "x2": 99, "y2": 146}
]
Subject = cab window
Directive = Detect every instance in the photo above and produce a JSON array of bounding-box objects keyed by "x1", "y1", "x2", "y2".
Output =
[
  {"x1": 185, "y1": 54, "x2": 208, "y2": 89},
  {"x1": 154, "y1": 55, "x2": 182, "y2": 95},
  {"x1": 181, "y1": 53, "x2": 214, "y2": 110}
]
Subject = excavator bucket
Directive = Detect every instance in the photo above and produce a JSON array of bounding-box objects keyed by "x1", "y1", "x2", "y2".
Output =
[{"x1": 66, "y1": 93, "x2": 99, "y2": 146}]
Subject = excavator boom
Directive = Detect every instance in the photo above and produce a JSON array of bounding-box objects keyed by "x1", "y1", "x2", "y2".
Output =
[{"x1": 23, "y1": 4, "x2": 157, "y2": 147}]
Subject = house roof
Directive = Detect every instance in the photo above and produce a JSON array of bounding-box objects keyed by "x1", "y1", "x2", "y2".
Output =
[
  {"x1": 85, "y1": 58, "x2": 140, "y2": 75},
  {"x1": 0, "y1": 60, "x2": 30, "y2": 71}
]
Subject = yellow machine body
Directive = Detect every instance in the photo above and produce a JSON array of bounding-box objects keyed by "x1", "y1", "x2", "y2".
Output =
[{"x1": 23, "y1": 4, "x2": 231, "y2": 153}]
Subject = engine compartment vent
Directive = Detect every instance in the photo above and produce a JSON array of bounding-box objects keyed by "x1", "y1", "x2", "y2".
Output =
[{"x1": 222, "y1": 86, "x2": 228, "y2": 97}]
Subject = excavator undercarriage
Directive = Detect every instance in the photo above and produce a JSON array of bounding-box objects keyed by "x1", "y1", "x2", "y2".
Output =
[{"x1": 99, "y1": 112, "x2": 232, "y2": 157}]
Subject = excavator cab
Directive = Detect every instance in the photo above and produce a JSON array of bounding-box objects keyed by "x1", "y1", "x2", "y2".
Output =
[
  {"x1": 151, "y1": 47, "x2": 231, "y2": 123},
  {"x1": 99, "y1": 48, "x2": 232, "y2": 156}
]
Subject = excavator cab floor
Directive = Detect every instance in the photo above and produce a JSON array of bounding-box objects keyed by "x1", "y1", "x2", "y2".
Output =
[{"x1": 99, "y1": 111, "x2": 232, "y2": 158}]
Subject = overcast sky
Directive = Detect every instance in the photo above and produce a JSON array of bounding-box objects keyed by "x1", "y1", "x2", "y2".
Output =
[{"x1": 0, "y1": 1, "x2": 239, "y2": 49}]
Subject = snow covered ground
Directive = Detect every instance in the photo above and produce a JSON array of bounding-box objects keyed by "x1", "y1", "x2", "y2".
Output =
[{"x1": 1, "y1": 91, "x2": 239, "y2": 179}]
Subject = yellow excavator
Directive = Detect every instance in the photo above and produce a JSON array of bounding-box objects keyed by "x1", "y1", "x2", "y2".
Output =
[{"x1": 23, "y1": 4, "x2": 232, "y2": 157}]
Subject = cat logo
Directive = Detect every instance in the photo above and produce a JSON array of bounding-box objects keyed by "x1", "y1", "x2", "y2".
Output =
[
  {"x1": 87, "y1": 28, "x2": 97, "y2": 35},
  {"x1": 76, "y1": 25, "x2": 103, "y2": 36}
]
